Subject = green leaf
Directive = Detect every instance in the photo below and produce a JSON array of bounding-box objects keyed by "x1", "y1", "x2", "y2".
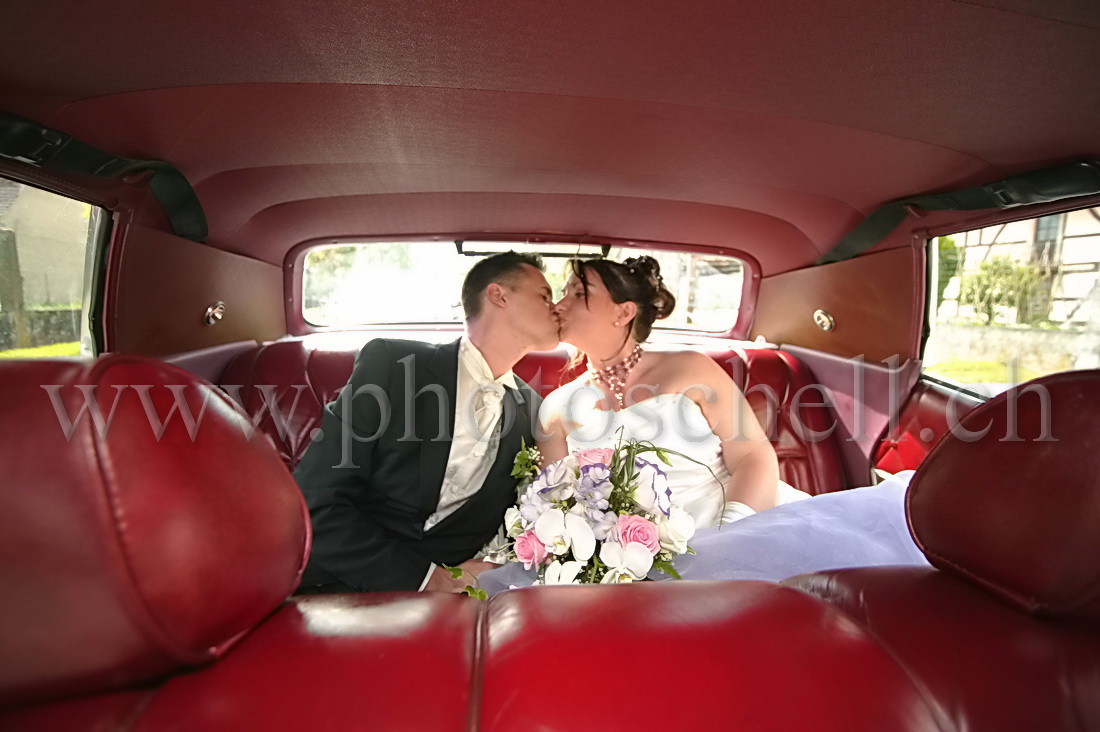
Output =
[
  {"x1": 652, "y1": 558, "x2": 682, "y2": 580},
  {"x1": 442, "y1": 564, "x2": 464, "y2": 580},
  {"x1": 465, "y1": 586, "x2": 488, "y2": 601}
]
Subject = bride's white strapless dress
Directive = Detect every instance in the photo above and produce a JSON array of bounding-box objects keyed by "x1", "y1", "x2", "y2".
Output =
[
  {"x1": 477, "y1": 389, "x2": 929, "y2": 593},
  {"x1": 561, "y1": 390, "x2": 811, "y2": 528}
]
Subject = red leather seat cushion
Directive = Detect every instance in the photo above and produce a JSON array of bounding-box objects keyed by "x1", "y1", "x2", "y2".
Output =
[
  {"x1": 0, "y1": 357, "x2": 309, "y2": 705},
  {"x1": 787, "y1": 567, "x2": 1100, "y2": 731},
  {"x1": 906, "y1": 370, "x2": 1100, "y2": 624},
  {"x1": 2, "y1": 594, "x2": 480, "y2": 731},
  {"x1": 478, "y1": 581, "x2": 943, "y2": 730}
]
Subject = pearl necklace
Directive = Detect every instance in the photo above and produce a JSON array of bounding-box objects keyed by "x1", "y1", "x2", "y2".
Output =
[{"x1": 589, "y1": 345, "x2": 644, "y2": 410}]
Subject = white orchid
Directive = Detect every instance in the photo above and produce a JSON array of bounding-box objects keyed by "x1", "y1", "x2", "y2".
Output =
[
  {"x1": 599, "y1": 540, "x2": 653, "y2": 581},
  {"x1": 600, "y1": 569, "x2": 634, "y2": 583},
  {"x1": 533, "y1": 507, "x2": 596, "y2": 561},
  {"x1": 656, "y1": 504, "x2": 696, "y2": 553},
  {"x1": 544, "y1": 560, "x2": 585, "y2": 585},
  {"x1": 503, "y1": 506, "x2": 525, "y2": 538}
]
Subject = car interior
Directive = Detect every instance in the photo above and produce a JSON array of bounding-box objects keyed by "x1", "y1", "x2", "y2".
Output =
[{"x1": 1, "y1": 1, "x2": 1098, "y2": 730}]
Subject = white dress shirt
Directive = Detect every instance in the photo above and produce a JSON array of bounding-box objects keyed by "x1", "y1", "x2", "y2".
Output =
[{"x1": 419, "y1": 336, "x2": 517, "y2": 588}]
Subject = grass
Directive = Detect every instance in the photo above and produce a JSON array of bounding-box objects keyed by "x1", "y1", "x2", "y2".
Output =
[
  {"x1": 0, "y1": 341, "x2": 81, "y2": 359},
  {"x1": 926, "y1": 358, "x2": 1041, "y2": 385},
  {"x1": 24, "y1": 304, "x2": 82, "y2": 312}
]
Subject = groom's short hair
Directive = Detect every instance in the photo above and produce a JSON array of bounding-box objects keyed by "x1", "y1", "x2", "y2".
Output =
[{"x1": 461, "y1": 251, "x2": 545, "y2": 319}]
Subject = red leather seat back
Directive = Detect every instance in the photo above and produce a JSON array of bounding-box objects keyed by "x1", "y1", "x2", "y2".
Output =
[
  {"x1": 219, "y1": 341, "x2": 356, "y2": 468},
  {"x1": 906, "y1": 369, "x2": 1100, "y2": 624},
  {"x1": 219, "y1": 340, "x2": 845, "y2": 493},
  {"x1": 0, "y1": 357, "x2": 309, "y2": 706},
  {"x1": 734, "y1": 349, "x2": 845, "y2": 495}
]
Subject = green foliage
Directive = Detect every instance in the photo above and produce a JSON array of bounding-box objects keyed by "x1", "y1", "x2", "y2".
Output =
[
  {"x1": 306, "y1": 245, "x2": 358, "y2": 280},
  {"x1": 442, "y1": 564, "x2": 464, "y2": 580},
  {"x1": 652, "y1": 557, "x2": 681, "y2": 580},
  {"x1": 303, "y1": 246, "x2": 358, "y2": 309},
  {"x1": 511, "y1": 437, "x2": 542, "y2": 479},
  {"x1": 935, "y1": 236, "x2": 960, "y2": 309},
  {"x1": 303, "y1": 243, "x2": 415, "y2": 308},
  {"x1": 441, "y1": 564, "x2": 489, "y2": 600},
  {"x1": 511, "y1": 438, "x2": 542, "y2": 499},
  {"x1": 959, "y1": 256, "x2": 1041, "y2": 325}
]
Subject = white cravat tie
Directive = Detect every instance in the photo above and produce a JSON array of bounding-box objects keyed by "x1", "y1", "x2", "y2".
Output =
[{"x1": 472, "y1": 383, "x2": 506, "y2": 449}]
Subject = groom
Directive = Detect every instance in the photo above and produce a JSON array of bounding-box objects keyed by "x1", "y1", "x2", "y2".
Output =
[{"x1": 294, "y1": 251, "x2": 559, "y2": 593}]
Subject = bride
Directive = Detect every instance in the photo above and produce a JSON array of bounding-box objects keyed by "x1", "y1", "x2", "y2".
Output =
[{"x1": 478, "y1": 255, "x2": 928, "y2": 592}]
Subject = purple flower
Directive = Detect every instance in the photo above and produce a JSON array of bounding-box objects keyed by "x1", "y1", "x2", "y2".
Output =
[
  {"x1": 633, "y1": 458, "x2": 672, "y2": 516},
  {"x1": 519, "y1": 487, "x2": 551, "y2": 524},
  {"x1": 576, "y1": 464, "x2": 611, "y2": 510},
  {"x1": 586, "y1": 506, "x2": 618, "y2": 541},
  {"x1": 534, "y1": 459, "x2": 576, "y2": 501}
]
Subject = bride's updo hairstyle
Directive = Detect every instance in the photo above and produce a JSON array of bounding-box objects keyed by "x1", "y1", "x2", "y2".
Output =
[{"x1": 569, "y1": 255, "x2": 676, "y2": 342}]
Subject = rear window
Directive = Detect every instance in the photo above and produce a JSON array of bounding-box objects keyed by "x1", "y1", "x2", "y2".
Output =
[
  {"x1": 923, "y1": 205, "x2": 1100, "y2": 396},
  {"x1": 0, "y1": 179, "x2": 106, "y2": 359},
  {"x1": 302, "y1": 242, "x2": 745, "y2": 332}
]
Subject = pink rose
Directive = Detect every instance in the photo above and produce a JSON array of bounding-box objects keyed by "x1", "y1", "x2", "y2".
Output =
[
  {"x1": 616, "y1": 514, "x2": 660, "y2": 556},
  {"x1": 576, "y1": 447, "x2": 615, "y2": 468},
  {"x1": 514, "y1": 530, "x2": 548, "y2": 569}
]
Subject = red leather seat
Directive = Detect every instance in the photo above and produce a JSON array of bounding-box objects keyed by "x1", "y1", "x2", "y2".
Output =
[
  {"x1": 1, "y1": 355, "x2": 944, "y2": 730},
  {"x1": 0, "y1": 357, "x2": 310, "y2": 707},
  {"x1": 477, "y1": 581, "x2": 943, "y2": 731},
  {"x1": 218, "y1": 339, "x2": 845, "y2": 493},
  {"x1": 786, "y1": 370, "x2": 1100, "y2": 731},
  {"x1": 0, "y1": 356, "x2": 482, "y2": 730}
]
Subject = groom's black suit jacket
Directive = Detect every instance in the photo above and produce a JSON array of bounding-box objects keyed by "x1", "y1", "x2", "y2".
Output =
[{"x1": 293, "y1": 338, "x2": 539, "y2": 592}]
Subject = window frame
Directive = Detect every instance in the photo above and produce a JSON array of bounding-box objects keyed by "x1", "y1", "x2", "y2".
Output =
[
  {"x1": 918, "y1": 195, "x2": 1100, "y2": 401},
  {"x1": 0, "y1": 175, "x2": 112, "y2": 359},
  {"x1": 284, "y1": 234, "x2": 762, "y2": 340}
]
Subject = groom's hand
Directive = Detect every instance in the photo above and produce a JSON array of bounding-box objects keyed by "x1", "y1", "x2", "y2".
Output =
[{"x1": 424, "y1": 560, "x2": 498, "y2": 593}]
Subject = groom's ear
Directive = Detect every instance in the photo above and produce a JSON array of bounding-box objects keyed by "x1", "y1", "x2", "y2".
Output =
[{"x1": 485, "y1": 282, "x2": 508, "y2": 309}]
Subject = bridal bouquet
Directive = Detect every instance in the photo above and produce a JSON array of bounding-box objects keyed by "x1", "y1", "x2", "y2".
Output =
[{"x1": 502, "y1": 439, "x2": 697, "y2": 585}]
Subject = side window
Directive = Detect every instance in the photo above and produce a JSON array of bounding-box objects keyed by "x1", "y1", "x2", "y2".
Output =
[
  {"x1": 0, "y1": 178, "x2": 107, "y2": 359},
  {"x1": 924, "y1": 206, "x2": 1100, "y2": 396}
]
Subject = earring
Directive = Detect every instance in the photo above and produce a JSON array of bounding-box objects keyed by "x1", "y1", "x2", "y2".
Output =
[{"x1": 614, "y1": 321, "x2": 620, "y2": 327}]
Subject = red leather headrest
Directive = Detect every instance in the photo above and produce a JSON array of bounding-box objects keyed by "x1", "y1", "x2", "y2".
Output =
[
  {"x1": 0, "y1": 356, "x2": 310, "y2": 705},
  {"x1": 907, "y1": 370, "x2": 1100, "y2": 624}
]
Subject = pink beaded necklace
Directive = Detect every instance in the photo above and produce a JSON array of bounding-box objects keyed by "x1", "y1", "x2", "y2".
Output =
[{"x1": 589, "y1": 344, "x2": 644, "y2": 410}]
